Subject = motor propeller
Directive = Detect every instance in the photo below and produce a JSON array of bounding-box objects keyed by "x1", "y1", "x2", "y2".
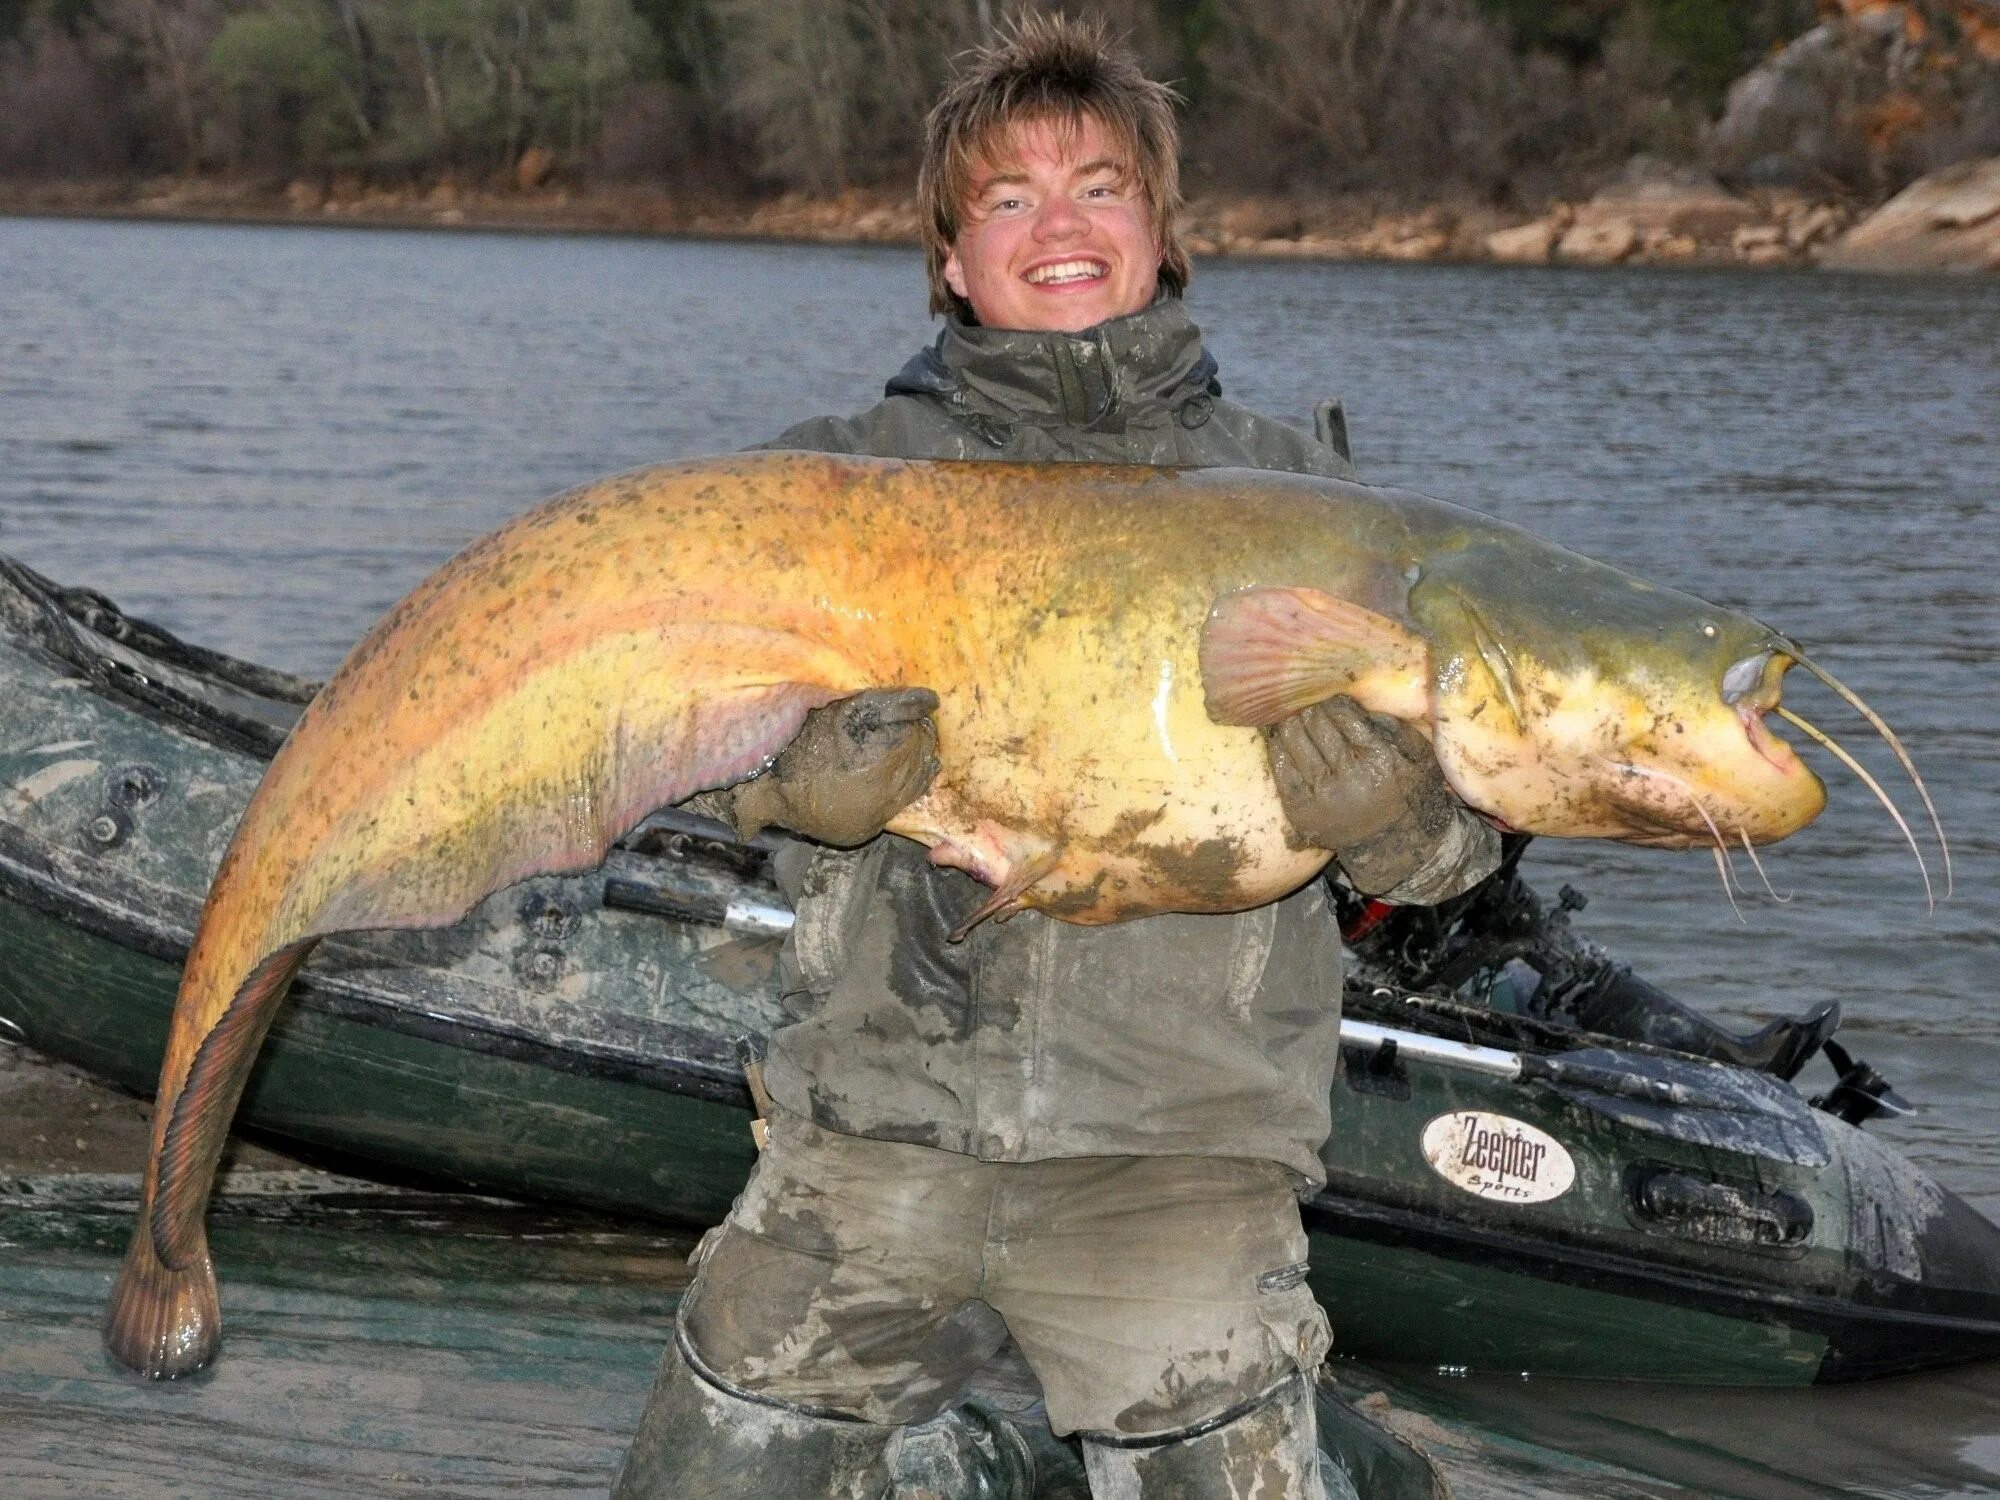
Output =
[{"x1": 1813, "y1": 1038, "x2": 1916, "y2": 1127}]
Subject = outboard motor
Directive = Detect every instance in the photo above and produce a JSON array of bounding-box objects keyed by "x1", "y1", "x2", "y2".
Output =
[{"x1": 1335, "y1": 838, "x2": 1884, "y2": 1102}]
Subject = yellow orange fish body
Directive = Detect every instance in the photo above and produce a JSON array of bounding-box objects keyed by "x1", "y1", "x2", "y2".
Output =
[
  {"x1": 107, "y1": 450, "x2": 1827, "y2": 1379},
  {"x1": 241, "y1": 455, "x2": 1420, "y2": 932}
]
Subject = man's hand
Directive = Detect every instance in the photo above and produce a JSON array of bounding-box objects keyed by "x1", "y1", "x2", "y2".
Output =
[
  {"x1": 729, "y1": 687, "x2": 941, "y2": 847},
  {"x1": 1266, "y1": 697, "x2": 1458, "y2": 892}
]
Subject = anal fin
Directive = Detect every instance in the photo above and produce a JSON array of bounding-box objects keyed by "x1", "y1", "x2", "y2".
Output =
[{"x1": 948, "y1": 847, "x2": 1061, "y2": 942}]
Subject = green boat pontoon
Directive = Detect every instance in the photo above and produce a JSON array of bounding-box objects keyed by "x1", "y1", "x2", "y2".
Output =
[{"x1": 4, "y1": 548, "x2": 1999, "y2": 1402}]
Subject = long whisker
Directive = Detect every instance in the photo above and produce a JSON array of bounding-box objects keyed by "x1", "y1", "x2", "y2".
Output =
[
  {"x1": 1605, "y1": 758, "x2": 1746, "y2": 920},
  {"x1": 1736, "y1": 827, "x2": 1792, "y2": 903},
  {"x1": 1793, "y1": 654, "x2": 1952, "y2": 899},
  {"x1": 1777, "y1": 705, "x2": 1933, "y2": 913},
  {"x1": 1711, "y1": 844, "x2": 1746, "y2": 923}
]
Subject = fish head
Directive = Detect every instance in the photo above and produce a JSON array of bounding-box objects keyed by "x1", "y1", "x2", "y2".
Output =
[{"x1": 1408, "y1": 543, "x2": 1826, "y2": 848}]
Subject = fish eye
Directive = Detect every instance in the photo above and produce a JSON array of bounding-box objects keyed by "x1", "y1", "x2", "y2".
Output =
[{"x1": 1701, "y1": 624, "x2": 1718, "y2": 638}]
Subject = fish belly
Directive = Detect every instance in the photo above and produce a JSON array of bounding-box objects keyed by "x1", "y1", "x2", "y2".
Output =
[{"x1": 889, "y1": 589, "x2": 1331, "y2": 922}]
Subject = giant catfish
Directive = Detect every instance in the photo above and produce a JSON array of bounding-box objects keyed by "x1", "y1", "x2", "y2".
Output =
[{"x1": 105, "y1": 450, "x2": 1936, "y2": 1379}]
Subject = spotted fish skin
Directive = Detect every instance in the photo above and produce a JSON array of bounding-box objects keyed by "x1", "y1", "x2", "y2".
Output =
[{"x1": 104, "y1": 451, "x2": 1826, "y2": 1378}]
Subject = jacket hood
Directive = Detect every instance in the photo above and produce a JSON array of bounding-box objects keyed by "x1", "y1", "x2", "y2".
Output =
[{"x1": 886, "y1": 300, "x2": 1221, "y2": 433}]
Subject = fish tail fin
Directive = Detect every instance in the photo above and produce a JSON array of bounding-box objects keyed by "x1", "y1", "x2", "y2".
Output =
[
  {"x1": 1200, "y1": 585, "x2": 1429, "y2": 726},
  {"x1": 104, "y1": 1217, "x2": 219, "y2": 1380},
  {"x1": 106, "y1": 936, "x2": 316, "y2": 1378},
  {"x1": 149, "y1": 939, "x2": 317, "y2": 1272}
]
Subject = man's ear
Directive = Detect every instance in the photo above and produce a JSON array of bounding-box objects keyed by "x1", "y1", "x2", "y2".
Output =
[{"x1": 943, "y1": 245, "x2": 968, "y2": 300}]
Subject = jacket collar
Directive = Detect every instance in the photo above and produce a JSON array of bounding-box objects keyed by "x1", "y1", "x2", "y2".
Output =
[{"x1": 886, "y1": 299, "x2": 1220, "y2": 432}]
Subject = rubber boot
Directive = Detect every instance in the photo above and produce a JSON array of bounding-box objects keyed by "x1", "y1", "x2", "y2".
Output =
[
  {"x1": 613, "y1": 1328, "x2": 899, "y2": 1500},
  {"x1": 894, "y1": 1402, "x2": 1042, "y2": 1499},
  {"x1": 1079, "y1": 1375, "x2": 1339, "y2": 1500},
  {"x1": 1561, "y1": 968, "x2": 1841, "y2": 1080}
]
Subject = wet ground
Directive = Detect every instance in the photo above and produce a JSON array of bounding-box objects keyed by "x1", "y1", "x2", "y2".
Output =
[
  {"x1": 0, "y1": 1133, "x2": 695, "y2": 1496},
  {"x1": 0, "y1": 1046, "x2": 162, "y2": 1177}
]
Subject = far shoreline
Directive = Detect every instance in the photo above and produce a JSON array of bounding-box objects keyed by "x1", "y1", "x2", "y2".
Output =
[{"x1": 0, "y1": 174, "x2": 1885, "y2": 274}]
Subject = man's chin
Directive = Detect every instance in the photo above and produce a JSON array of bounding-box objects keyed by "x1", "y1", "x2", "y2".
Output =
[{"x1": 1006, "y1": 286, "x2": 1137, "y2": 333}]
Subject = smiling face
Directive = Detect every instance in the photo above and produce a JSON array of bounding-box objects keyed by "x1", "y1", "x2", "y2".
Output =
[{"x1": 942, "y1": 112, "x2": 1161, "y2": 333}]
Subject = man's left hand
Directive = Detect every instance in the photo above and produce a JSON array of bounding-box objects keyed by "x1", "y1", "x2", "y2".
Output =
[{"x1": 1265, "y1": 696, "x2": 1454, "y2": 856}]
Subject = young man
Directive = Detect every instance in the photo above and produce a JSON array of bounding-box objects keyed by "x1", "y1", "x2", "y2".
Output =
[{"x1": 617, "y1": 19, "x2": 1496, "y2": 1498}]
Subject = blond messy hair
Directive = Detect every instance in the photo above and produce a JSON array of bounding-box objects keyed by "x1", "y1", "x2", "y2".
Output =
[{"x1": 918, "y1": 13, "x2": 1191, "y2": 322}]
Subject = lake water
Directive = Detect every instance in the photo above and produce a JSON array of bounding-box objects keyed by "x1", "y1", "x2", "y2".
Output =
[{"x1": 2, "y1": 215, "x2": 1997, "y2": 1496}]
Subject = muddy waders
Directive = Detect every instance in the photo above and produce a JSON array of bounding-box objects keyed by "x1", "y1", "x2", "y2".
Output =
[
  {"x1": 612, "y1": 1326, "x2": 1048, "y2": 1499},
  {"x1": 1079, "y1": 1376, "x2": 1337, "y2": 1500},
  {"x1": 613, "y1": 1328, "x2": 1339, "y2": 1500}
]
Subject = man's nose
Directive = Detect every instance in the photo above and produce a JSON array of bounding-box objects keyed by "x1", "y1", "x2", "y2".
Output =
[{"x1": 1033, "y1": 192, "x2": 1087, "y2": 240}]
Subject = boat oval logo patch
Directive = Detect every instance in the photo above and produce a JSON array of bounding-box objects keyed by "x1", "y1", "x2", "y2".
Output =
[{"x1": 1421, "y1": 1111, "x2": 1575, "y2": 1204}]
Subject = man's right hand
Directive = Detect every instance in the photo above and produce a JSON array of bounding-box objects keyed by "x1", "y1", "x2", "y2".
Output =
[{"x1": 729, "y1": 687, "x2": 940, "y2": 846}]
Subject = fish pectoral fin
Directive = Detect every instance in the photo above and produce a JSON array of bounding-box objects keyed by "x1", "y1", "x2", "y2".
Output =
[
  {"x1": 1200, "y1": 585, "x2": 1429, "y2": 726},
  {"x1": 1457, "y1": 597, "x2": 1526, "y2": 729}
]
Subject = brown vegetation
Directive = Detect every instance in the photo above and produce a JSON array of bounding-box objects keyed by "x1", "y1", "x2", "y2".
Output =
[{"x1": 1, "y1": 0, "x2": 1995, "y2": 270}]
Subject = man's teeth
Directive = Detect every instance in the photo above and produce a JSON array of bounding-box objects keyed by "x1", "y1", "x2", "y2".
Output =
[{"x1": 1026, "y1": 260, "x2": 1107, "y2": 285}]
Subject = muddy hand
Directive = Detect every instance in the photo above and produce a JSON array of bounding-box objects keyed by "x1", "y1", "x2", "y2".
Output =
[
  {"x1": 1266, "y1": 696, "x2": 1453, "y2": 856},
  {"x1": 731, "y1": 687, "x2": 941, "y2": 846}
]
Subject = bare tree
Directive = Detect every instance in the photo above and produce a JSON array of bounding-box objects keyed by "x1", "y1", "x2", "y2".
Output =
[
  {"x1": 92, "y1": 0, "x2": 227, "y2": 170},
  {"x1": 539, "y1": 0, "x2": 658, "y2": 156},
  {"x1": 711, "y1": 0, "x2": 982, "y2": 191},
  {"x1": 1194, "y1": 0, "x2": 1620, "y2": 199},
  {"x1": 0, "y1": 16, "x2": 132, "y2": 176}
]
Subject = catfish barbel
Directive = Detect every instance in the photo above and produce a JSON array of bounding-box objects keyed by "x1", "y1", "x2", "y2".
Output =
[{"x1": 105, "y1": 450, "x2": 1944, "y2": 1378}]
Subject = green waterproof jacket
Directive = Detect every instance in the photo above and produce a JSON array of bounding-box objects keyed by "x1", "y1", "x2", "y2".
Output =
[{"x1": 753, "y1": 299, "x2": 1496, "y2": 1188}]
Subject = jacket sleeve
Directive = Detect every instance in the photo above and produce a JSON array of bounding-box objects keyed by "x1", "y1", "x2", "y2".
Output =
[
  {"x1": 1340, "y1": 808, "x2": 1501, "y2": 907},
  {"x1": 677, "y1": 788, "x2": 740, "y2": 828},
  {"x1": 751, "y1": 414, "x2": 870, "y2": 454},
  {"x1": 753, "y1": 393, "x2": 961, "y2": 460},
  {"x1": 1201, "y1": 401, "x2": 1359, "y2": 482}
]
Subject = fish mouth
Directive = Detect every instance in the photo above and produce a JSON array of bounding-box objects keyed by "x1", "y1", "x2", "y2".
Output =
[
  {"x1": 1721, "y1": 646, "x2": 1799, "y2": 771},
  {"x1": 1591, "y1": 643, "x2": 1820, "y2": 853}
]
